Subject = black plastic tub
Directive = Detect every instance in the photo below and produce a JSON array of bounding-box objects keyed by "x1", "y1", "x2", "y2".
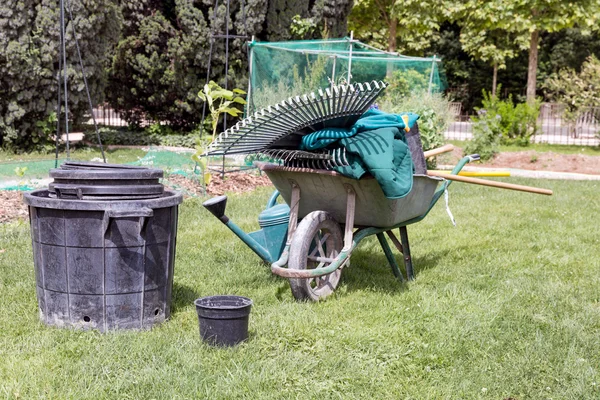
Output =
[
  {"x1": 195, "y1": 295, "x2": 253, "y2": 346},
  {"x1": 24, "y1": 189, "x2": 182, "y2": 332}
]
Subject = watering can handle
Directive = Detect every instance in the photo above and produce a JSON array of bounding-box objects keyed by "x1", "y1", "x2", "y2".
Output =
[{"x1": 266, "y1": 190, "x2": 281, "y2": 209}]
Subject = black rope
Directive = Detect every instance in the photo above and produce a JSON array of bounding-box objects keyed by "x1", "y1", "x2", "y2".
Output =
[
  {"x1": 198, "y1": 0, "x2": 220, "y2": 139},
  {"x1": 60, "y1": 0, "x2": 70, "y2": 159},
  {"x1": 66, "y1": 0, "x2": 106, "y2": 162},
  {"x1": 54, "y1": 19, "x2": 63, "y2": 168},
  {"x1": 222, "y1": 0, "x2": 231, "y2": 177}
]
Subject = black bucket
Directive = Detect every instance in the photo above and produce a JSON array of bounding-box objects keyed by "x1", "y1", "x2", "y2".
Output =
[{"x1": 194, "y1": 295, "x2": 253, "y2": 346}]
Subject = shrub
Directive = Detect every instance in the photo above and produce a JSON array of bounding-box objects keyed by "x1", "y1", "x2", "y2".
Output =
[
  {"x1": 476, "y1": 89, "x2": 540, "y2": 147},
  {"x1": 543, "y1": 55, "x2": 600, "y2": 125},
  {"x1": 0, "y1": 0, "x2": 121, "y2": 151},
  {"x1": 84, "y1": 126, "x2": 198, "y2": 149},
  {"x1": 84, "y1": 127, "x2": 157, "y2": 146},
  {"x1": 464, "y1": 110, "x2": 501, "y2": 161}
]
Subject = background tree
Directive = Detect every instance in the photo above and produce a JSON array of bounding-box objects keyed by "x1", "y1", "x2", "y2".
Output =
[
  {"x1": 0, "y1": 0, "x2": 121, "y2": 150},
  {"x1": 348, "y1": 0, "x2": 441, "y2": 53},
  {"x1": 107, "y1": 0, "x2": 265, "y2": 128},
  {"x1": 449, "y1": 0, "x2": 529, "y2": 96},
  {"x1": 509, "y1": 0, "x2": 600, "y2": 103}
]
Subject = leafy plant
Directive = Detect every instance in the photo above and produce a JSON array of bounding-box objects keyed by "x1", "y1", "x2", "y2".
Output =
[
  {"x1": 464, "y1": 110, "x2": 501, "y2": 161},
  {"x1": 382, "y1": 69, "x2": 431, "y2": 99},
  {"x1": 198, "y1": 81, "x2": 247, "y2": 141},
  {"x1": 290, "y1": 14, "x2": 318, "y2": 39},
  {"x1": 14, "y1": 166, "x2": 28, "y2": 192},
  {"x1": 474, "y1": 89, "x2": 540, "y2": 147}
]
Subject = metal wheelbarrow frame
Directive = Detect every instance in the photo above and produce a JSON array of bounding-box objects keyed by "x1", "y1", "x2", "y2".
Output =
[{"x1": 249, "y1": 154, "x2": 478, "y2": 301}]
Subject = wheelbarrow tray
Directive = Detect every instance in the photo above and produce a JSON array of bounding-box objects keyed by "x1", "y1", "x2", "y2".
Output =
[{"x1": 257, "y1": 163, "x2": 444, "y2": 228}]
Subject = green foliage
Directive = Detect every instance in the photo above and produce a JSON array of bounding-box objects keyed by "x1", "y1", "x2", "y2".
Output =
[
  {"x1": 290, "y1": 14, "x2": 318, "y2": 40},
  {"x1": 251, "y1": 55, "x2": 331, "y2": 111},
  {"x1": 465, "y1": 89, "x2": 541, "y2": 160},
  {"x1": 383, "y1": 69, "x2": 431, "y2": 99},
  {"x1": 84, "y1": 127, "x2": 156, "y2": 146},
  {"x1": 0, "y1": 0, "x2": 121, "y2": 151},
  {"x1": 83, "y1": 126, "x2": 197, "y2": 148},
  {"x1": 198, "y1": 81, "x2": 246, "y2": 140},
  {"x1": 447, "y1": 0, "x2": 529, "y2": 68},
  {"x1": 543, "y1": 55, "x2": 600, "y2": 122},
  {"x1": 379, "y1": 91, "x2": 451, "y2": 168},
  {"x1": 464, "y1": 112, "x2": 501, "y2": 161},
  {"x1": 476, "y1": 89, "x2": 540, "y2": 147},
  {"x1": 107, "y1": 0, "x2": 261, "y2": 129},
  {"x1": 349, "y1": 0, "x2": 442, "y2": 53}
]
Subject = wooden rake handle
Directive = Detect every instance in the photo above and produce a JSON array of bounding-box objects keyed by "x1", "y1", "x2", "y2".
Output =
[
  {"x1": 423, "y1": 144, "x2": 455, "y2": 158},
  {"x1": 427, "y1": 171, "x2": 553, "y2": 196}
]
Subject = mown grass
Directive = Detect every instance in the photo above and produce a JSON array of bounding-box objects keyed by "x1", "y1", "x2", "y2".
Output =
[
  {"x1": 1, "y1": 178, "x2": 599, "y2": 399},
  {"x1": 0, "y1": 147, "x2": 147, "y2": 164}
]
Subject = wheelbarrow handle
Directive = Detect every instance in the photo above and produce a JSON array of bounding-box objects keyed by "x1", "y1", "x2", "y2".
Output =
[{"x1": 427, "y1": 172, "x2": 553, "y2": 196}]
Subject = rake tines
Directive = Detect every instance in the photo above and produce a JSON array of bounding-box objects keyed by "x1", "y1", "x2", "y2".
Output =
[{"x1": 205, "y1": 81, "x2": 387, "y2": 157}]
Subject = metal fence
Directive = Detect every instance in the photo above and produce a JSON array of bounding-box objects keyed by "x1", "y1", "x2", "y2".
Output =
[
  {"x1": 444, "y1": 103, "x2": 600, "y2": 146},
  {"x1": 88, "y1": 104, "x2": 129, "y2": 126}
]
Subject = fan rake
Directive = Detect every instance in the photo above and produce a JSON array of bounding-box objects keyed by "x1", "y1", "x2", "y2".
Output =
[{"x1": 204, "y1": 81, "x2": 388, "y2": 169}]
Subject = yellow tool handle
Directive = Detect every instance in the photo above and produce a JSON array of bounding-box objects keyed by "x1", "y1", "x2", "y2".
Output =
[
  {"x1": 430, "y1": 170, "x2": 510, "y2": 178},
  {"x1": 427, "y1": 171, "x2": 553, "y2": 196}
]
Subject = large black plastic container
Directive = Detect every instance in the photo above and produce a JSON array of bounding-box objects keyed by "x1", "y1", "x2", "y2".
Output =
[
  {"x1": 195, "y1": 295, "x2": 253, "y2": 346},
  {"x1": 48, "y1": 161, "x2": 164, "y2": 200},
  {"x1": 24, "y1": 188, "x2": 182, "y2": 332}
]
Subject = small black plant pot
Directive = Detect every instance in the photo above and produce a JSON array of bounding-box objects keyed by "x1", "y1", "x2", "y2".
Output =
[{"x1": 194, "y1": 295, "x2": 253, "y2": 347}]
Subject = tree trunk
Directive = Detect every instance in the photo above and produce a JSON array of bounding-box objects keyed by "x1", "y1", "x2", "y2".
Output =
[
  {"x1": 386, "y1": 17, "x2": 397, "y2": 78},
  {"x1": 526, "y1": 29, "x2": 539, "y2": 104},
  {"x1": 492, "y1": 62, "x2": 498, "y2": 97},
  {"x1": 388, "y1": 17, "x2": 397, "y2": 52}
]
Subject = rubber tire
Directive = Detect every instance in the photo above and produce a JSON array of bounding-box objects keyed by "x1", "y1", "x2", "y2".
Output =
[{"x1": 288, "y1": 211, "x2": 344, "y2": 301}]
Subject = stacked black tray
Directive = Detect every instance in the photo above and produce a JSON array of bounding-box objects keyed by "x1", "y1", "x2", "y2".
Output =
[{"x1": 48, "y1": 161, "x2": 164, "y2": 200}]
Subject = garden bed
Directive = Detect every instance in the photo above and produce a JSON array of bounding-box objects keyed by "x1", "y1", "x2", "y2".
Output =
[{"x1": 442, "y1": 146, "x2": 600, "y2": 175}]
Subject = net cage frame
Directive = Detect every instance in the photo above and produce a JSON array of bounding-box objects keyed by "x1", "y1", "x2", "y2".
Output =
[{"x1": 247, "y1": 36, "x2": 445, "y2": 114}]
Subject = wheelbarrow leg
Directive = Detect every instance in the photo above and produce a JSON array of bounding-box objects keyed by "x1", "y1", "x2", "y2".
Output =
[
  {"x1": 399, "y1": 226, "x2": 414, "y2": 280},
  {"x1": 376, "y1": 233, "x2": 404, "y2": 281},
  {"x1": 386, "y1": 229, "x2": 415, "y2": 281}
]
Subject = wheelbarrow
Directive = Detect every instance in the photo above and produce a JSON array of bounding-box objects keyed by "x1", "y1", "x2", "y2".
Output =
[{"x1": 203, "y1": 151, "x2": 480, "y2": 301}]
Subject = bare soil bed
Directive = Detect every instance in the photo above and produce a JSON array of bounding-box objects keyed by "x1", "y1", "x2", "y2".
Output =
[{"x1": 443, "y1": 147, "x2": 600, "y2": 175}]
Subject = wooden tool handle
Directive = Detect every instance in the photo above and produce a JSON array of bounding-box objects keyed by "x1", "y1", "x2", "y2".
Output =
[
  {"x1": 427, "y1": 171, "x2": 553, "y2": 196},
  {"x1": 423, "y1": 144, "x2": 455, "y2": 158}
]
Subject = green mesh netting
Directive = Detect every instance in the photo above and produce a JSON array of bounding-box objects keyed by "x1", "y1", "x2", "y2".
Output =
[
  {"x1": 0, "y1": 148, "x2": 204, "y2": 192},
  {"x1": 248, "y1": 37, "x2": 446, "y2": 113}
]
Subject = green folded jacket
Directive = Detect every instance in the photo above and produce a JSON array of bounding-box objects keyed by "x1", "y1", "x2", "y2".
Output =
[{"x1": 333, "y1": 126, "x2": 414, "y2": 199}]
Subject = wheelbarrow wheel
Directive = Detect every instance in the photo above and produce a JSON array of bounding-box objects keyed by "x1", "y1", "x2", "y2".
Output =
[{"x1": 288, "y1": 211, "x2": 344, "y2": 301}]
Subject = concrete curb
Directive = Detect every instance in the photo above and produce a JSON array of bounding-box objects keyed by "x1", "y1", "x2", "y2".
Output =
[{"x1": 438, "y1": 165, "x2": 600, "y2": 181}]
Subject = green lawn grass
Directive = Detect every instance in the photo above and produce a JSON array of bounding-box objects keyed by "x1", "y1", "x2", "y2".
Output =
[
  {"x1": 0, "y1": 148, "x2": 149, "y2": 181},
  {"x1": 1, "y1": 179, "x2": 599, "y2": 399}
]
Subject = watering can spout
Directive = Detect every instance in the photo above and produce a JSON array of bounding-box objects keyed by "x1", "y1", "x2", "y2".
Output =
[
  {"x1": 203, "y1": 195, "x2": 229, "y2": 223},
  {"x1": 203, "y1": 195, "x2": 277, "y2": 264}
]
